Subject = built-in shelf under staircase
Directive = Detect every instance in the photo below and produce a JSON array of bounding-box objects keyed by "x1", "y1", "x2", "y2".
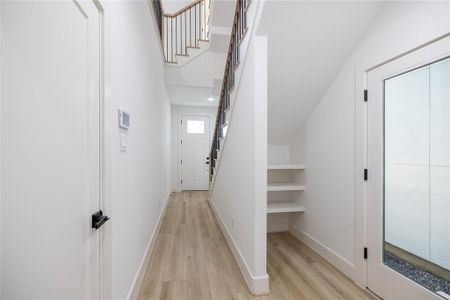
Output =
[{"x1": 267, "y1": 163, "x2": 306, "y2": 214}]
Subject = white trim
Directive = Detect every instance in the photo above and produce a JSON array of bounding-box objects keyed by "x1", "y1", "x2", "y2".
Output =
[
  {"x1": 289, "y1": 226, "x2": 357, "y2": 282},
  {"x1": 127, "y1": 193, "x2": 171, "y2": 300},
  {"x1": 354, "y1": 65, "x2": 369, "y2": 289},
  {"x1": 208, "y1": 198, "x2": 270, "y2": 296},
  {"x1": 0, "y1": 3, "x2": 3, "y2": 297},
  {"x1": 94, "y1": 1, "x2": 113, "y2": 298}
]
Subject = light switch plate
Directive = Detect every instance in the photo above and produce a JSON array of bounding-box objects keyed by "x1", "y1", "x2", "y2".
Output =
[
  {"x1": 118, "y1": 109, "x2": 130, "y2": 129},
  {"x1": 120, "y1": 132, "x2": 127, "y2": 152}
]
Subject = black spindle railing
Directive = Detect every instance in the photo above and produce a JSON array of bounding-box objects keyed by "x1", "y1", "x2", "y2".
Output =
[
  {"x1": 209, "y1": 0, "x2": 250, "y2": 183},
  {"x1": 162, "y1": 0, "x2": 210, "y2": 63},
  {"x1": 151, "y1": 0, "x2": 163, "y2": 38}
]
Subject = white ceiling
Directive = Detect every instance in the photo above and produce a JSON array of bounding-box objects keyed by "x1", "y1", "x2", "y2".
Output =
[
  {"x1": 257, "y1": 1, "x2": 385, "y2": 144},
  {"x1": 166, "y1": 85, "x2": 219, "y2": 107}
]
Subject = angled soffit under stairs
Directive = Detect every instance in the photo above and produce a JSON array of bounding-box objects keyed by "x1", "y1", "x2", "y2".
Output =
[{"x1": 256, "y1": 1, "x2": 385, "y2": 144}]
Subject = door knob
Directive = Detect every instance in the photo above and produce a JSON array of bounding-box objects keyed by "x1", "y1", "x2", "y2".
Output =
[{"x1": 92, "y1": 210, "x2": 110, "y2": 229}]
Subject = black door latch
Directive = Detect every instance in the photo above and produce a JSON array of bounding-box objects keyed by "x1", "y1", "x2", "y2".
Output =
[{"x1": 92, "y1": 210, "x2": 110, "y2": 229}]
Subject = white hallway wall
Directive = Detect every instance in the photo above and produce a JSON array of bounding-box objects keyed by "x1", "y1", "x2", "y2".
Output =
[
  {"x1": 210, "y1": 35, "x2": 268, "y2": 295},
  {"x1": 104, "y1": 1, "x2": 171, "y2": 298},
  {"x1": 170, "y1": 105, "x2": 217, "y2": 191},
  {"x1": 289, "y1": 1, "x2": 450, "y2": 285}
]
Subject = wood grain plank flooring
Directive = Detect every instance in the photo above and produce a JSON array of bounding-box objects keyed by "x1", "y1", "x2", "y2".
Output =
[{"x1": 137, "y1": 191, "x2": 376, "y2": 300}]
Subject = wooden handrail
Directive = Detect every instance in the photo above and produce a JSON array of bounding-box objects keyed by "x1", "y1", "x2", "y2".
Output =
[
  {"x1": 151, "y1": 0, "x2": 210, "y2": 63},
  {"x1": 163, "y1": 0, "x2": 203, "y2": 17}
]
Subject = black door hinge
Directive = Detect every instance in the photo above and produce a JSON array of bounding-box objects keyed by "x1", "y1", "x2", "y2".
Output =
[
  {"x1": 181, "y1": 160, "x2": 183, "y2": 164},
  {"x1": 181, "y1": 179, "x2": 183, "y2": 184},
  {"x1": 181, "y1": 139, "x2": 183, "y2": 144},
  {"x1": 364, "y1": 169, "x2": 368, "y2": 181},
  {"x1": 364, "y1": 89, "x2": 368, "y2": 102},
  {"x1": 364, "y1": 247, "x2": 368, "y2": 259}
]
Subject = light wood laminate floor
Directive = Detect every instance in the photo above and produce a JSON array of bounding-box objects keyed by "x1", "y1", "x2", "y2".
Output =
[{"x1": 137, "y1": 191, "x2": 376, "y2": 300}]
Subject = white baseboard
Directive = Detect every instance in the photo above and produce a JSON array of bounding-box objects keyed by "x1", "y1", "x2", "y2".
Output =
[
  {"x1": 289, "y1": 226, "x2": 357, "y2": 282},
  {"x1": 127, "y1": 192, "x2": 171, "y2": 300},
  {"x1": 208, "y1": 197, "x2": 270, "y2": 296}
]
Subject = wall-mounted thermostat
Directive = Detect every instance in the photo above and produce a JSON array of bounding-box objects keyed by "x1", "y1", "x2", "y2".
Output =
[{"x1": 118, "y1": 109, "x2": 130, "y2": 129}]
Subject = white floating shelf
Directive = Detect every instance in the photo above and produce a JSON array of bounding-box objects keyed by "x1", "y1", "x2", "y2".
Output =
[
  {"x1": 267, "y1": 183, "x2": 306, "y2": 192},
  {"x1": 268, "y1": 164, "x2": 306, "y2": 170},
  {"x1": 267, "y1": 202, "x2": 306, "y2": 213}
]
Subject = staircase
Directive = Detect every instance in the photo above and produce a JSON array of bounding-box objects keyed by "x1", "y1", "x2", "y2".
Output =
[
  {"x1": 151, "y1": 0, "x2": 211, "y2": 66},
  {"x1": 151, "y1": 0, "x2": 253, "y2": 184},
  {"x1": 208, "y1": 0, "x2": 251, "y2": 184}
]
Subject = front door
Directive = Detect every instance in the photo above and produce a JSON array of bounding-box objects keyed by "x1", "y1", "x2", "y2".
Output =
[
  {"x1": 367, "y1": 35, "x2": 450, "y2": 299},
  {"x1": 2, "y1": 1, "x2": 103, "y2": 298},
  {"x1": 181, "y1": 115, "x2": 210, "y2": 190}
]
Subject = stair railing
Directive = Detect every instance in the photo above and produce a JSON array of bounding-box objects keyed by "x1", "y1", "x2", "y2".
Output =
[
  {"x1": 151, "y1": 0, "x2": 164, "y2": 39},
  {"x1": 155, "y1": 0, "x2": 211, "y2": 63},
  {"x1": 209, "y1": 0, "x2": 250, "y2": 183}
]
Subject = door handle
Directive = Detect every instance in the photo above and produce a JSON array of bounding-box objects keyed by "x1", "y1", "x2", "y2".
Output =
[{"x1": 92, "y1": 210, "x2": 110, "y2": 229}]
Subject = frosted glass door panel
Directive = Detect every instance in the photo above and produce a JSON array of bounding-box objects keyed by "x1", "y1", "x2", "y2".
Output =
[
  {"x1": 430, "y1": 167, "x2": 450, "y2": 269},
  {"x1": 385, "y1": 66, "x2": 429, "y2": 165},
  {"x1": 430, "y1": 58, "x2": 450, "y2": 165},
  {"x1": 385, "y1": 164, "x2": 430, "y2": 259},
  {"x1": 384, "y1": 56, "x2": 450, "y2": 273},
  {"x1": 384, "y1": 65, "x2": 430, "y2": 260},
  {"x1": 430, "y1": 57, "x2": 450, "y2": 270}
]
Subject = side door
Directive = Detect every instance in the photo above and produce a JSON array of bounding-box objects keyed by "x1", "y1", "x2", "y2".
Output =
[
  {"x1": 367, "y1": 35, "x2": 450, "y2": 299},
  {"x1": 1, "y1": 1, "x2": 104, "y2": 298}
]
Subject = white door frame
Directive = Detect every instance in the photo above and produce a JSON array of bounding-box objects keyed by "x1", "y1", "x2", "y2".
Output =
[
  {"x1": 353, "y1": 32, "x2": 450, "y2": 290},
  {"x1": 362, "y1": 34, "x2": 450, "y2": 299},
  {"x1": 95, "y1": 0, "x2": 113, "y2": 298},
  {"x1": 177, "y1": 112, "x2": 212, "y2": 191}
]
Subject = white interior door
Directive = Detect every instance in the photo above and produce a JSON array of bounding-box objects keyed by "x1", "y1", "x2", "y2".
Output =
[
  {"x1": 2, "y1": 1, "x2": 103, "y2": 298},
  {"x1": 181, "y1": 115, "x2": 210, "y2": 190},
  {"x1": 367, "y1": 35, "x2": 450, "y2": 299}
]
